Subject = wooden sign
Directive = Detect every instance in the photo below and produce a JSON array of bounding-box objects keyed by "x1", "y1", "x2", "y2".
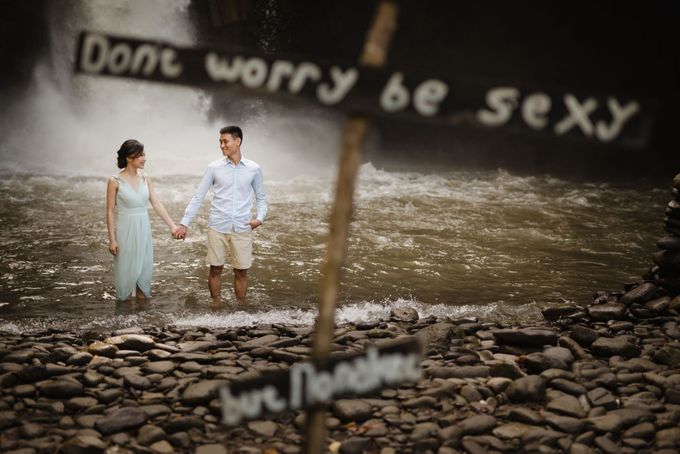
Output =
[
  {"x1": 219, "y1": 337, "x2": 422, "y2": 425},
  {"x1": 74, "y1": 31, "x2": 653, "y2": 148}
]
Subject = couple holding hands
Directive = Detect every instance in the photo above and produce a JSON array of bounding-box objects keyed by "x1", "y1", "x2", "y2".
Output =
[{"x1": 106, "y1": 125, "x2": 267, "y2": 303}]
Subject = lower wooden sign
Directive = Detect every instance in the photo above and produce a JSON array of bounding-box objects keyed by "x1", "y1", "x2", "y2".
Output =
[{"x1": 220, "y1": 337, "x2": 422, "y2": 425}]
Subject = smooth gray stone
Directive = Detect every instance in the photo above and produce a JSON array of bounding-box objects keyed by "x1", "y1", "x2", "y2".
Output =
[
  {"x1": 521, "y1": 352, "x2": 568, "y2": 373},
  {"x1": 37, "y1": 380, "x2": 83, "y2": 398},
  {"x1": 123, "y1": 374, "x2": 151, "y2": 390},
  {"x1": 61, "y1": 434, "x2": 107, "y2": 454},
  {"x1": 622, "y1": 422, "x2": 655, "y2": 440},
  {"x1": 428, "y1": 365, "x2": 489, "y2": 379},
  {"x1": 550, "y1": 378, "x2": 587, "y2": 396},
  {"x1": 613, "y1": 358, "x2": 659, "y2": 372},
  {"x1": 195, "y1": 444, "x2": 228, "y2": 454},
  {"x1": 137, "y1": 424, "x2": 166, "y2": 446},
  {"x1": 587, "y1": 387, "x2": 618, "y2": 410},
  {"x1": 656, "y1": 427, "x2": 680, "y2": 448},
  {"x1": 415, "y1": 323, "x2": 462, "y2": 349},
  {"x1": 544, "y1": 413, "x2": 584, "y2": 433},
  {"x1": 507, "y1": 408, "x2": 543, "y2": 425},
  {"x1": 332, "y1": 399, "x2": 373, "y2": 421},
  {"x1": 506, "y1": 375, "x2": 545, "y2": 402},
  {"x1": 657, "y1": 235, "x2": 680, "y2": 250},
  {"x1": 162, "y1": 416, "x2": 204, "y2": 434},
  {"x1": 545, "y1": 346, "x2": 576, "y2": 364},
  {"x1": 180, "y1": 380, "x2": 228, "y2": 405},
  {"x1": 619, "y1": 282, "x2": 658, "y2": 306},
  {"x1": 652, "y1": 346, "x2": 680, "y2": 366},
  {"x1": 339, "y1": 437, "x2": 370, "y2": 454},
  {"x1": 590, "y1": 336, "x2": 641, "y2": 358},
  {"x1": 569, "y1": 326, "x2": 599, "y2": 347},
  {"x1": 390, "y1": 307, "x2": 419, "y2": 323},
  {"x1": 95, "y1": 407, "x2": 148, "y2": 434},
  {"x1": 65, "y1": 352, "x2": 93, "y2": 366},
  {"x1": 588, "y1": 303, "x2": 627, "y2": 321},
  {"x1": 492, "y1": 328, "x2": 558, "y2": 347},
  {"x1": 141, "y1": 361, "x2": 175, "y2": 375},
  {"x1": 546, "y1": 395, "x2": 587, "y2": 418},
  {"x1": 103, "y1": 334, "x2": 155, "y2": 352},
  {"x1": 247, "y1": 420, "x2": 278, "y2": 437}
]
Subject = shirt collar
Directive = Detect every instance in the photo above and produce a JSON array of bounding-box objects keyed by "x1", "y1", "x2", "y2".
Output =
[{"x1": 224, "y1": 157, "x2": 247, "y2": 167}]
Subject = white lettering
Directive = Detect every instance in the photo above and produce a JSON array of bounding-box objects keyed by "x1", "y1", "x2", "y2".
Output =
[
  {"x1": 317, "y1": 67, "x2": 359, "y2": 105},
  {"x1": 205, "y1": 53, "x2": 243, "y2": 82},
  {"x1": 288, "y1": 63, "x2": 321, "y2": 94},
  {"x1": 241, "y1": 58, "x2": 269, "y2": 88},
  {"x1": 380, "y1": 72, "x2": 411, "y2": 112},
  {"x1": 413, "y1": 79, "x2": 448, "y2": 116},
  {"x1": 521, "y1": 92, "x2": 551, "y2": 130},
  {"x1": 108, "y1": 44, "x2": 132, "y2": 75},
  {"x1": 554, "y1": 94, "x2": 597, "y2": 136},
  {"x1": 477, "y1": 87, "x2": 520, "y2": 126},
  {"x1": 80, "y1": 33, "x2": 108, "y2": 73},
  {"x1": 130, "y1": 44, "x2": 159, "y2": 76},
  {"x1": 266, "y1": 60, "x2": 296, "y2": 91},
  {"x1": 160, "y1": 48, "x2": 182, "y2": 79},
  {"x1": 595, "y1": 98, "x2": 640, "y2": 142}
]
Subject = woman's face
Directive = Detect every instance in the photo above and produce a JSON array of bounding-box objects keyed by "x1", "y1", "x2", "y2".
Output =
[{"x1": 127, "y1": 151, "x2": 146, "y2": 169}]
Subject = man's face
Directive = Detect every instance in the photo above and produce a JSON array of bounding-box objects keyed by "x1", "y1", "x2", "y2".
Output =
[{"x1": 220, "y1": 133, "x2": 240, "y2": 158}]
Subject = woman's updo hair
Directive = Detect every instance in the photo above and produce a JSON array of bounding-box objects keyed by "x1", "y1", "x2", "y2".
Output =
[{"x1": 116, "y1": 139, "x2": 144, "y2": 169}]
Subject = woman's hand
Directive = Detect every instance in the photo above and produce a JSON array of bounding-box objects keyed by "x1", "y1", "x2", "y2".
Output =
[{"x1": 108, "y1": 240, "x2": 119, "y2": 256}]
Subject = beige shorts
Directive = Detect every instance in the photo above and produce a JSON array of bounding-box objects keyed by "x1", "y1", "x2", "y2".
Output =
[{"x1": 206, "y1": 227, "x2": 253, "y2": 269}]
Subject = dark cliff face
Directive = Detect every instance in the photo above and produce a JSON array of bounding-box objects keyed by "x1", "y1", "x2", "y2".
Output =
[{"x1": 1, "y1": 0, "x2": 678, "y2": 179}]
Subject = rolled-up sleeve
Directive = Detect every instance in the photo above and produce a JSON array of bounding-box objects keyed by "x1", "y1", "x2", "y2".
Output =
[{"x1": 180, "y1": 166, "x2": 214, "y2": 227}]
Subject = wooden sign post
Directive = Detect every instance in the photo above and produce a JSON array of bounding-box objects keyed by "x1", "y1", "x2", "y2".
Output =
[{"x1": 304, "y1": 2, "x2": 399, "y2": 453}]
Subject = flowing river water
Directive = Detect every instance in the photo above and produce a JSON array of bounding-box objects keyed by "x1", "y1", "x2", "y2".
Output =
[{"x1": 0, "y1": 164, "x2": 667, "y2": 332}]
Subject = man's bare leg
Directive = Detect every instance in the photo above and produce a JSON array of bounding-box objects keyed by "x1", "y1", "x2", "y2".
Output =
[
  {"x1": 234, "y1": 268, "x2": 248, "y2": 299},
  {"x1": 209, "y1": 265, "x2": 224, "y2": 298}
]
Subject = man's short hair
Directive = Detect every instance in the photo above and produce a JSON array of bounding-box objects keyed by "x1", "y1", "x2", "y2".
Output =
[{"x1": 220, "y1": 125, "x2": 243, "y2": 144}]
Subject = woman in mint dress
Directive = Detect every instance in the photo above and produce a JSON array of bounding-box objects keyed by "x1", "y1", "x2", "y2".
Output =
[{"x1": 106, "y1": 139, "x2": 178, "y2": 301}]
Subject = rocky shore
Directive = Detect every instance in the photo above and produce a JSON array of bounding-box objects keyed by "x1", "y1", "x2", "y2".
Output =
[{"x1": 1, "y1": 284, "x2": 680, "y2": 454}]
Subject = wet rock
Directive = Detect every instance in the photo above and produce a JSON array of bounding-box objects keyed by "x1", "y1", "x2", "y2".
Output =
[
  {"x1": 546, "y1": 395, "x2": 587, "y2": 418},
  {"x1": 176, "y1": 341, "x2": 215, "y2": 353},
  {"x1": 508, "y1": 407, "x2": 543, "y2": 425},
  {"x1": 652, "y1": 346, "x2": 680, "y2": 366},
  {"x1": 339, "y1": 437, "x2": 370, "y2": 454},
  {"x1": 653, "y1": 250, "x2": 680, "y2": 267},
  {"x1": 521, "y1": 351, "x2": 568, "y2": 373},
  {"x1": 541, "y1": 306, "x2": 584, "y2": 321},
  {"x1": 247, "y1": 420, "x2": 278, "y2": 437},
  {"x1": 544, "y1": 414, "x2": 584, "y2": 433},
  {"x1": 656, "y1": 427, "x2": 680, "y2": 448},
  {"x1": 570, "y1": 326, "x2": 599, "y2": 347},
  {"x1": 87, "y1": 342, "x2": 117, "y2": 358},
  {"x1": 60, "y1": 434, "x2": 107, "y2": 454},
  {"x1": 390, "y1": 307, "x2": 419, "y2": 323},
  {"x1": 551, "y1": 378, "x2": 587, "y2": 396},
  {"x1": 66, "y1": 352, "x2": 93, "y2": 366},
  {"x1": 622, "y1": 422, "x2": 655, "y2": 440},
  {"x1": 403, "y1": 396, "x2": 438, "y2": 408},
  {"x1": 586, "y1": 387, "x2": 618, "y2": 410},
  {"x1": 587, "y1": 303, "x2": 627, "y2": 321},
  {"x1": 195, "y1": 444, "x2": 228, "y2": 454},
  {"x1": 3, "y1": 350, "x2": 34, "y2": 363},
  {"x1": 492, "y1": 422, "x2": 534, "y2": 439},
  {"x1": 37, "y1": 380, "x2": 83, "y2": 398},
  {"x1": 137, "y1": 424, "x2": 166, "y2": 446},
  {"x1": 241, "y1": 334, "x2": 280, "y2": 350},
  {"x1": 66, "y1": 397, "x2": 98, "y2": 413},
  {"x1": 658, "y1": 235, "x2": 680, "y2": 250},
  {"x1": 141, "y1": 361, "x2": 175, "y2": 375},
  {"x1": 590, "y1": 336, "x2": 641, "y2": 358},
  {"x1": 124, "y1": 374, "x2": 151, "y2": 390},
  {"x1": 161, "y1": 416, "x2": 204, "y2": 434},
  {"x1": 505, "y1": 375, "x2": 545, "y2": 402},
  {"x1": 95, "y1": 407, "x2": 148, "y2": 434},
  {"x1": 619, "y1": 282, "x2": 658, "y2": 306},
  {"x1": 428, "y1": 365, "x2": 489, "y2": 379},
  {"x1": 333, "y1": 399, "x2": 373, "y2": 421},
  {"x1": 415, "y1": 323, "x2": 461, "y2": 350},
  {"x1": 149, "y1": 440, "x2": 174, "y2": 453},
  {"x1": 180, "y1": 380, "x2": 228, "y2": 405},
  {"x1": 492, "y1": 328, "x2": 558, "y2": 347},
  {"x1": 103, "y1": 334, "x2": 155, "y2": 352},
  {"x1": 558, "y1": 336, "x2": 589, "y2": 360}
]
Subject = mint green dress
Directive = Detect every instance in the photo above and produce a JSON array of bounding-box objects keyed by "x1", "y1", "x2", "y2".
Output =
[{"x1": 114, "y1": 175, "x2": 153, "y2": 300}]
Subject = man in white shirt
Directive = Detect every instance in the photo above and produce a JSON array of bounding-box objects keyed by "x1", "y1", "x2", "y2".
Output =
[{"x1": 174, "y1": 126, "x2": 267, "y2": 299}]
